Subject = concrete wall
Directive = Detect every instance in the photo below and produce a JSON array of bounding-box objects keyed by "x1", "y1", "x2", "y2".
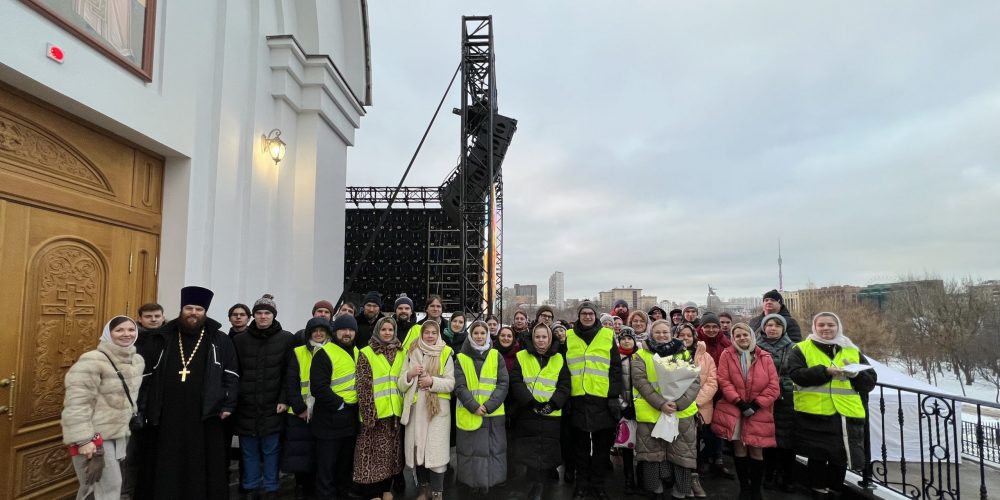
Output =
[{"x1": 0, "y1": 0, "x2": 368, "y2": 322}]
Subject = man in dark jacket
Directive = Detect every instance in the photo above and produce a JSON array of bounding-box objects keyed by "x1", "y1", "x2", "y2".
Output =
[
  {"x1": 353, "y1": 291, "x2": 383, "y2": 348},
  {"x1": 391, "y1": 293, "x2": 415, "y2": 341},
  {"x1": 566, "y1": 302, "x2": 622, "y2": 500},
  {"x1": 137, "y1": 286, "x2": 239, "y2": 500},
  {"x1": 681, "y1": 302, "x2": 700, "y2": 326},
  {"x1": 748, "y1": 290, "x2": 802, "y2": 342},
  {"x1": 233, "y1": 293, "x2": 295, "y2": 497},
  {"x1": 311, "y1": 314, "x2": 360, "y2": 500}
]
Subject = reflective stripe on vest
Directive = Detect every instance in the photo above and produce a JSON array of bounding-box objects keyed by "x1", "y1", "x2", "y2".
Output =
[
  {"x1": 409, "y1": 345, "x2": 453, "y2": 402},
  {"x1": 359, "y1": 346, "x2": 404, "y2": 421},
  {"x1": 792, "y1": 340, "x2": 866, "y2": 418},
  {"x1": 516, "y1": 350, "x2": 564, "y2": 417},
  {"x1": 632, "y1": 349, "x2": 698, "y2": 423},
  {"x1": 455, "y1": 350, "x2": 505, "y2": 431},
  {"x1": 566, "y1": 327, "x2": 614, "y2": 397}
]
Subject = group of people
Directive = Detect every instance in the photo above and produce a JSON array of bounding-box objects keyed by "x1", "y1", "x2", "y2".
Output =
[{"x1": 61, "y1": 286, "x2": 876, "y2": 500}]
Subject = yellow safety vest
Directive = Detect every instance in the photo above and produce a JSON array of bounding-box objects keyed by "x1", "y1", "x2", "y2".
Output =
[
  {"x1": 516, "y1": 350, "x2": 564, "y2": 417},
  {"x1": 793, "y1": 339, "x2": 866, "y2": 418},
  {"x1": 406, "y1": 345, "x2": 454, "y2": 402},
  {"x1": 566, "y1": 327, "x2": 615, "y2": 397},
  {"x1": 402, "y1": 323, "x2": 422, "y2": 352},
  {"x1": 455, "y1": 350, "x2": 505, "y2": 430},
  {"x1": 290, "y1": 343, "x2": 359, "y2": 414},
  {"x1": 632, "y1": 349, "x2": 698, "y2": 423},
  {"x1": 359, "y1": 346, "x2": 404, "y2": 421}
]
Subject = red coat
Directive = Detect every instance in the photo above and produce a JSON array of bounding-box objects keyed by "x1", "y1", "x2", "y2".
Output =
[{"x1": 710, "y1": 345, "x2": 780, "y2": 448}]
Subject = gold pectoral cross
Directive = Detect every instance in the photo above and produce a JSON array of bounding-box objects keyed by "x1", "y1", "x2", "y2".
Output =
[{"x1": 179, "y1": 366, "x2": 190, "y2": 382}]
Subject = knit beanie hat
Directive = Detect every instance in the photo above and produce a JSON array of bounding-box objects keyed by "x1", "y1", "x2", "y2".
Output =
[
  {"x1": 763, "y1": 289, "x2": 784, "y2": 306},
  {"x1": 682, "y1": 301, "x2": 699, "y2": 312},
  {"x1": 363, "y1": 291, "x2": 383, "y2": 308},
  {"x1": 332, "y1": 313, "x2": 359, "y2": 332},
  {"x1": 535, "y1": 305, "x2": 555, "y2": 321},
  {"x1": 394, "y1": 293, "x2": 414, "y2": 309},
  {"x1": 600, "y1": 313, "x2": 615, "y2": 325},
  {"x1": 252, "y1": 293, "x2": 277, "y2": 317},
  {"x1": 669, "y1": 308, "x2": 682, "y2": 317},
  {"x1": 617, "y1": 326, "x2": 637, "y2": 342},
  {"x1": 312, "y1": 300, "x2": 334, "y2": 314},
  {"x1": 700, "y1": 312, "x2": 720, "y2": 327},
  {"x1": 577, "y1": 301, "x2": 598, "y2": 318}
]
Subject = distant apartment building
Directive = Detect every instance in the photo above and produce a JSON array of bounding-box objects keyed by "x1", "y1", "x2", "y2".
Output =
[
  {"x1": 638, "y1": 295, "x2": 659, "y2": 312},
  {"x1": 513, "y1": 283, "x2": 538, "y2": 306},
  {"x1": 784, "y1": 285, "x2": 862, "y2": 317},
  {"x1": 549, "y1": 271, "x2": 565, "y2": 308},
  {"x1": 857, "y1": 280, "x2": 944, "y2": 311},
  {"x1": 597, "y1": 287, "x2": 643, "y2": 310},
  {"x1": 971, "y1": 280, "x2": 1000, "y2": 305}
]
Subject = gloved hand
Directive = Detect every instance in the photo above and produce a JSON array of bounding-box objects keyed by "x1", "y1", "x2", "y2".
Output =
[
  {"x1": 736, "y1": 400, "x2": 756, "y2": 416},
  {"x1": 84, "y1": 447, "x2": 105, "y2": 484},
  {"x1": 608, "y1": 399, "x2": 622, "y2": 421},
  {"x1": 749, "y1": 401, "x2": 761, "y2": 413},
  {"x1": 534, "y1": 400, "x2": 549, "y2": 411},
  {"x1": 536, "y1": 402, "x2": 555, "y2": 415}
]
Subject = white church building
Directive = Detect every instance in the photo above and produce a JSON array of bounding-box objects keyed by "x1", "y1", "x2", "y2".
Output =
[{"x1": 0, "y1": 1, "x2": 369, "y2": 496}]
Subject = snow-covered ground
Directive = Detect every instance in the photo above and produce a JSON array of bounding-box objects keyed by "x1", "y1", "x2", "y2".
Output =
[{"x1": 883, "y1": 359, "x2": 1000, "y2": 423}]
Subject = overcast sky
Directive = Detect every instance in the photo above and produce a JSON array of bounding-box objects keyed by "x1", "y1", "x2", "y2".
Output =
[{"x1": 347, "y1": 1, "x2": 1000, "y2": 305}]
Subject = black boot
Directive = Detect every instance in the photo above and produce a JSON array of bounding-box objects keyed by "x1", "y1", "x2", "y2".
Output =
[
  {"x1": 624, "y1": 468, "x2": 638, "y2": 495},
  {"x1": 734, "y1": 456, "x2": 751, "y2": 500},
  {"x1": 748, "y1": 459, "x2": 765, "y2": 500}
]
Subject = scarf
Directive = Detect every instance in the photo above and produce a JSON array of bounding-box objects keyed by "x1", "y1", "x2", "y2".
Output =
[
  {"x1": 731, "y1": 323, "x2": 757, "y2": 382},
  {"x1": 370, "y1": 317, "x2": 402, "y2": 360},
  {"x1": 308, "y1": 338, "x2": 328, "y2": 351},
  {"x1": 618, "y1": 344, "x2": 636, "y2": 356},
  {"x1": 100, "y1": 316, "x2": 138, "y2": 346},
  {"x1": 807, "y1": 312, "x2": 858, "y2": 349},
  {"x1": 406, "y1": 335, "x2": 446, "y2": 418},
  {"x1": 470, "y1": 333, "x2": 492, "y2": 353},
  {"x1": 645, "y1": 334, "x2": 684, "y2": 358}
]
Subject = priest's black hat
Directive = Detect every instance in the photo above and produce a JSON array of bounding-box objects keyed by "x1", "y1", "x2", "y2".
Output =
[{"x1": 181, "y1": 286, "x2": 214, "y2": 310}]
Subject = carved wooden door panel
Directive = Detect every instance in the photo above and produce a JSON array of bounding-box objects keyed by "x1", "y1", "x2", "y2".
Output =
[{"x1": 0, "y1": 201, "x2": 135, "y2": 499}]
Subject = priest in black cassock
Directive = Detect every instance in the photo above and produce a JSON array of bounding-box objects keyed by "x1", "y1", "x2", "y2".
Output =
[{"x1": 137, "y1": 286, "x2": 240, "y2": 499}]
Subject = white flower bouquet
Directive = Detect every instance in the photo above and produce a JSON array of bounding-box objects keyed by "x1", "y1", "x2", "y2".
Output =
[{"x1": 649, "y1": 354, "x2": 701, "y2": 442}]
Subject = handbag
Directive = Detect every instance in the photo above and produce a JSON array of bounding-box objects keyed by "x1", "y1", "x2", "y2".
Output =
[
  {"x1": 100, "y1": 351, "x2": 145, "y2": 430},
  {"x1": 613, "y1": 417, "x2": 636, "y2": 449}
]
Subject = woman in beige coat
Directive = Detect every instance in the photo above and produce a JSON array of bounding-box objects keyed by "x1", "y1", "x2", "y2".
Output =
[
  {"x1": 398, "y1": 320, "x2": 455, "y2": 500},
  {"x1": 61, "y1": 316, "x2": 144, "y2": 500}
]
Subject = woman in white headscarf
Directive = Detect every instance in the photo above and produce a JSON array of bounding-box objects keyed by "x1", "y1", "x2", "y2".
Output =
[
  {"x1": 454, "y1": 320, "x2": 509, "y2": 493},
  {"x1": 62, "y1": 315, "x2": 145, "y2": 500},
  {"x1": 787, "y1": 312, "x2": 877, "y2": 500},
  {"x1": 398, "y1": 320, "x2": 455, "y2": 500}
]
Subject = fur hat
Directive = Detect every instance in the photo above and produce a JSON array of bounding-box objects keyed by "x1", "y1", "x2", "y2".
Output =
[{"x1": 252, "y1": 293, "x2": 277, "y2": 317}]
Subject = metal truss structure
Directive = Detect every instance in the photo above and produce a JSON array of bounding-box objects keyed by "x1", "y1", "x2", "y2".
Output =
[{"x1": 344, "y1": 16, "x2": 515, "y2": 320}]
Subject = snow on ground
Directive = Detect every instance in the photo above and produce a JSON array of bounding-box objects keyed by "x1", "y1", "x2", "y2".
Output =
[{"x1": 883, "y1": 359, "x2": 1000, "y2": 423}]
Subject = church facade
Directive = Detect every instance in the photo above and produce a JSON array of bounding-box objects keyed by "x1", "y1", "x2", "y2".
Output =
[{"x1": 0, "y1": 1, "x2": 370, "y2": 496}]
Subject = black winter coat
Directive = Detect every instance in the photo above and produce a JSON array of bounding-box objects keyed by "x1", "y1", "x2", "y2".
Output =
[
  {"x1": 567, "y1": 324, "x2": 623, "y2": 433},
  {"x1": 509, "y1": 340, "x2": 571, "y2": 470},
  {"x1": 749, "y1": 306, "x2": 802, "y2": 342},
  {"x1": 756, "y1": 333, "x2": 797, "y2": 449},
  {"x1": 309, "y1": 343, "x2": 359, "y2": 440},
  {"x1": 786, "y1": 341, "x2": 877, "y2": 468},
  {"x1": 139, "y1": 318, "x2": 240, "y2": 424},
  {"x1": 233, "y1": 320, "x2": 294, "y2": 436},
  {"x1": 354, "y1": 311, "x2": 382, "y2": 349}
]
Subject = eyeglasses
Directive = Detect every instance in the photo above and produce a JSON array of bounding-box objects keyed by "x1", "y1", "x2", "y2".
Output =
[
  {"x1": 580, "y1": 311, "x2": 596, "y2": 317},
  {"x1": 539, "y1": 313, "x2": 553, "y2": 319}
]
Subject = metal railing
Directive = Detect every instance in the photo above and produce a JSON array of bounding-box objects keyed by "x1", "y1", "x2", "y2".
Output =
[{"x1": 862, "y1": 382, "x2": 999, "y2": 500}]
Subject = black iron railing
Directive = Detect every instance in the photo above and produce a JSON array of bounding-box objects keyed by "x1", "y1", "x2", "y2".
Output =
[{"x1": 862, "y1": 382, "x2": 999, "y2": 500}]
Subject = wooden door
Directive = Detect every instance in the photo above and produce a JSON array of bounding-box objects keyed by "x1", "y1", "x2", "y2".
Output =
[{"x1": 0, "y1": 83, "x2": 164, "y2": 499}]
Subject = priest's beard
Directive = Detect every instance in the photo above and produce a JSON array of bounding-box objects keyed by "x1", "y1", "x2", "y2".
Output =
[
  {"x1": 179, "y1": 311, "x2": 207, "y2": 336},
  {"x1": 334, "y1": 335, "x2": 354, "y2": 350}
]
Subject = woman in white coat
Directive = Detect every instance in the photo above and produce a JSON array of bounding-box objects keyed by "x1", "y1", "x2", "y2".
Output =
[{"x1": 398, "y1": 320, "x2": 456, "y2": 500}]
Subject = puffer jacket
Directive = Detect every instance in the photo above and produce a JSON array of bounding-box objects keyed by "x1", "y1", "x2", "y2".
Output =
[
  {"x1": 631, "y1": 354, "x2": 700, "y2": 463},
  {"x1": 711, "y1": 346, "x2": 780, "y2": 448},
  {"x1": 233, "y1": 320, "x2": 294, "y2": 436},
  {"x1": 62, "y1": 342, "x2": 144, "y2": 444},
  {"x1": 692, "y1": 347, "x2": 718, "y2": 424},
  {"x1": 749, "y1": 306, "x2": 802, "y2": 342},
  {"x1": 756, "y1": 333, "x2": 797, "y2": 448}
]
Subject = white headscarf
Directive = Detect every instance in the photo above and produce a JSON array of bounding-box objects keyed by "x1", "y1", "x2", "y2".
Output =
[
  {"x1": 100, "y1": 315, "x2": 139, "y2": 346},
  {"x1": 467, "y1": 320, "x2": 493, "y2": 353},
  {"x1": 808, "y1": 312, "x2": 857, "y2": 349}
]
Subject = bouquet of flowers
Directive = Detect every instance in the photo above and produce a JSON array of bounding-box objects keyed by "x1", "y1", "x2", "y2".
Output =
[{"x1": 649, "y1": 354, "x2": 701, "y2": 442}]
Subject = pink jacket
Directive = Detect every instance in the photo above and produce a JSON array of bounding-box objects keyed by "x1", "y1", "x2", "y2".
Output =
[
  {"x1": 710, "y1": 346, "x2": 780, "y2": 448},
  {"x1": 693, "y1": 349, "x2": 718, "y2": 424}
]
